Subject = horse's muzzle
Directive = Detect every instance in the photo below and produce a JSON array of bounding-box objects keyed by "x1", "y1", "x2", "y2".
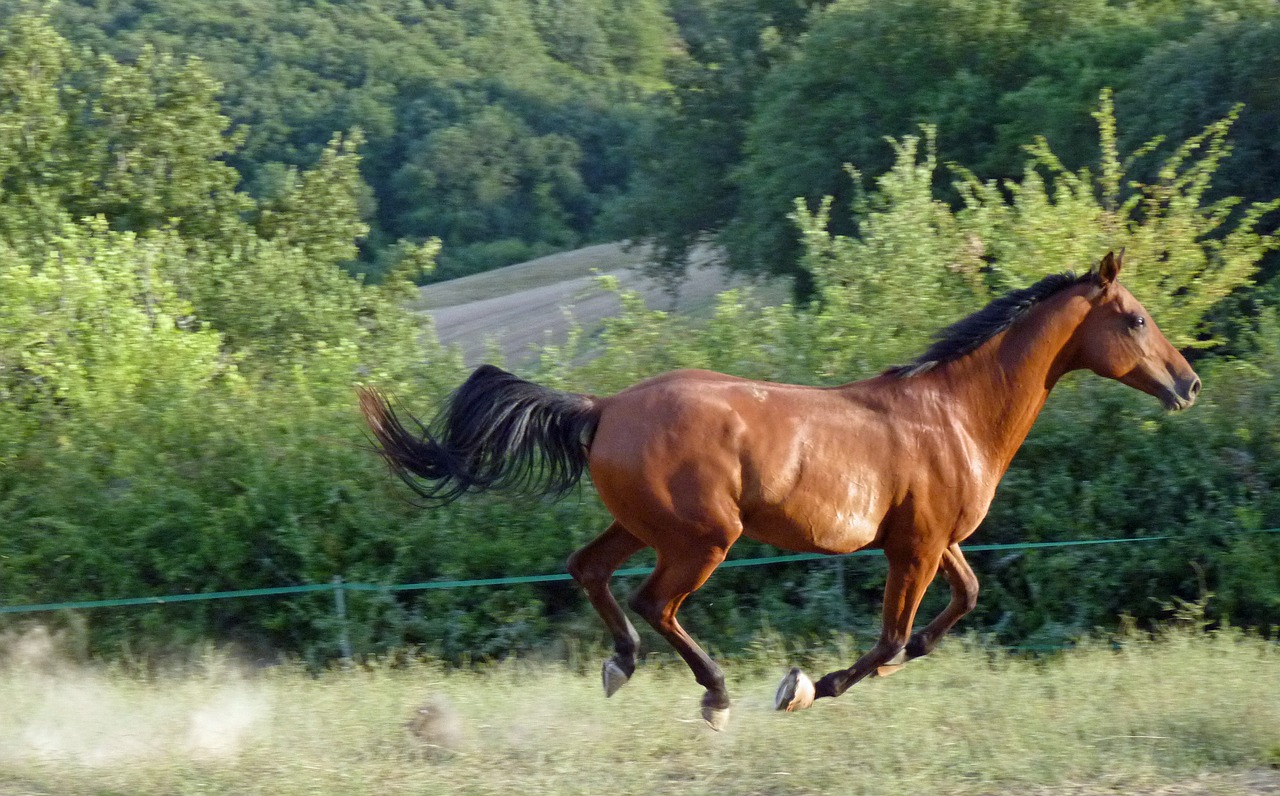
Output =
[{"x1": 1161, "y1": 373, "x2": 1201, "y2": 412}]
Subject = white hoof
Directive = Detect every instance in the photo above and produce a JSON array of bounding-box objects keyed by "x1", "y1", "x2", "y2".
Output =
[
  {"x1": 774, "y1": 667, "x2": 816, "y2": 712},
  {"x1": 701, "y1": 705, "x2": 731, "y2": 731},
  {"x1": 602, "y1": 659, "x2": 630, "y2": 697},
  {"x1": 874, "y1": 663, "x2": 906, "y2": 678},
  {"x1": 875, "y1": 648, "x2": 909, "y2": 678}
]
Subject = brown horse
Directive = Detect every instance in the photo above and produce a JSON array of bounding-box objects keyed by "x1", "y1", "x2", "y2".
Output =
[{"x1": 360, "y1": 251, "x2": 1199, "y2": 730}]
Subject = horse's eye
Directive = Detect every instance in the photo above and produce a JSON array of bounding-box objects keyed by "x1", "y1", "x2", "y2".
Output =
[{"x1": 1129, "y1": 315, "x2": 1146, "y2": 330}]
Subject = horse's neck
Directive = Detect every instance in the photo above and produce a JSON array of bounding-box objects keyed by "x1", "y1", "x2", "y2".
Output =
[{"x1": 925, "y1": 289, "x2": 1092, "y2": 470}]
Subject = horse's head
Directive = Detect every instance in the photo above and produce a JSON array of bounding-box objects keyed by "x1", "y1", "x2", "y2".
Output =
[{"x1": 1075, "y1": 251, "x2": 1201, "y2": 411}]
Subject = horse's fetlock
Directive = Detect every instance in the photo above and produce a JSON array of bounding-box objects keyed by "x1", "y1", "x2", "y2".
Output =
[
  {"x1": 814, "y1": 671, "x2": 843, "y2": 699},
  {"x1": 696, "y1": 669, "x2": 726, "y2": 695},
  {"x1": 905, "y1": 633, "x2": 930, "y2": 660},
  {"x1": 700, "y1": 689, "x2": 731, "y2": 711},
  {"x1": 610, "y1": 650, "x2": 636, "y2": 676}
]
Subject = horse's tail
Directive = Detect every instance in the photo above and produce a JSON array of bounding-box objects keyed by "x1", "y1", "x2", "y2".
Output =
[{"x1": 358, "y1": 365, "x2": 600, "y2": 506}]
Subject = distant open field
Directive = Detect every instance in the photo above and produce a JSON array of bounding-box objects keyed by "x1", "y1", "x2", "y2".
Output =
[
  {"x1": 416, "y1": 243, "x2": 788, "y2": 365},
  {"x1": 2, "y1": 628, "x2": 1276, "y2": 795}
]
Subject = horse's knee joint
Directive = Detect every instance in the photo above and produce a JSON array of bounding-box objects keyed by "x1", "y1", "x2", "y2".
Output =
[
  {"x1": 882, "y1": 631, "x2": 909, "y2": 653},
  {"x1": 961, "y1": 583, "x2": 980, "y2": 614},
  {"x1": 567, "y1": 550, "x2": 606, "y2": 587},
  {"x1": 565, "y1": 550, "x2": 587, "y2": 581}
]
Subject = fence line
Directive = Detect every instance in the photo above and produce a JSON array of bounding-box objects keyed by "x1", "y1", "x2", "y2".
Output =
[{"x1": 3, "y1": 528, "x2": 1277, "y2": 616}]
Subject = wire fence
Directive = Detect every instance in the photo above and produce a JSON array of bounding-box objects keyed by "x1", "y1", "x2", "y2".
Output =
[{"x1": 5, "y1": 528, "x2": 1277, "y2": 617}]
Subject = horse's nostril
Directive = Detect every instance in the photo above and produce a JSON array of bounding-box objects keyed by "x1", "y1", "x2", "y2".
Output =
[{"x1": 1190, "y1": 377, "x2": 1202, "y2": 399}]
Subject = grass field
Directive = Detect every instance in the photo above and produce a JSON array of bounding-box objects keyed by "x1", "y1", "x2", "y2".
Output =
[{"x1": 1, "y1": 628, "x2": 1276, "y2": 795}]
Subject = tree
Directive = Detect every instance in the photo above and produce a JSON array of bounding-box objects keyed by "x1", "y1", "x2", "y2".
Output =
[
  {"x1": 605, "y1": 0, "x2": 832, "y2": 282},
  {"x1": 1118, "y1": 14, "x2": 1280, "y2": 212},
  {"x1": 12, "y1": 0, "x2": 681, "y2": 276}
]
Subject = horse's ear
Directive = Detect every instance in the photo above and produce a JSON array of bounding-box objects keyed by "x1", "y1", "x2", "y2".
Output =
[{"x1": 1094, "y1": 249, "x2": 1124, "y2": 287}]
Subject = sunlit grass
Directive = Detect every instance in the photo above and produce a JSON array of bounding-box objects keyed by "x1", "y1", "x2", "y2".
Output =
[{"x1": 1, "y1": 628, "x2": 1276, "y2": 795}]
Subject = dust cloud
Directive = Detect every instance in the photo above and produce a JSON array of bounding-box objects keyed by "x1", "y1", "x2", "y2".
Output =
[{"x1": 0, "y1": 625, "x2": 271, "y2": 765}]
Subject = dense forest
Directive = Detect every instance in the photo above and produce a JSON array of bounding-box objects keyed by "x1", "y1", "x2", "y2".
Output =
[
  {"x1": 9, "y1": 0, "x2": 1279, "y2": 287},
  {"x1": 1, "y1": 0, "x2": 675, "y2": 280},
  {"x1": 0, "y1": 3, "x2": 1278, "y2": 665},
  {"x1": 619, "y1": 0, "x2": 1280, "y2": 288}
]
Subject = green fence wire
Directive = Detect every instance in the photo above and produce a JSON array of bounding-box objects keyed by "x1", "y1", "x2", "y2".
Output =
[{"x1": 4, "y1": 528, "x2": 1278, "y2": 615}]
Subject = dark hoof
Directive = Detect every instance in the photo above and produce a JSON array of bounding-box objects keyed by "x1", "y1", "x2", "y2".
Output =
[{"x1": 602, "y1": 658, "x2": 630, "y2": 697}]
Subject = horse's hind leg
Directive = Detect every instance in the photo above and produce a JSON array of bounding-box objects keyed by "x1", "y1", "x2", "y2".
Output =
[
  {"x1": 628, "y1": 547, "x2": 731, "y2": 730},
  {"x1": 879, "y1": 543, "x2": 978, "y2": 675},
  {"x1": 567, "y1": 521, "x2": 647, "y2": 697}
]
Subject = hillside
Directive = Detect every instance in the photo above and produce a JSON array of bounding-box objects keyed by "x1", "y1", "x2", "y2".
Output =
[{"x1": 418, "y1": 243, "x2": 784, "y2": 365}]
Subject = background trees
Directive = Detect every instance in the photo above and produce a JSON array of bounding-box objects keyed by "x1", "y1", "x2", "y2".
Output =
[
  {"x1": 14, "y1": 0, "x2": 1279, "y2": 291},
  {"x1": 4, "y1": 0, "x2": 673, "y2": 279},
  {"x1": 0, "y1": 14, "x2": 449, "y2": 660},
  {"x1": 612, "y1": 0, "x2": 1280, "y2": 291}
]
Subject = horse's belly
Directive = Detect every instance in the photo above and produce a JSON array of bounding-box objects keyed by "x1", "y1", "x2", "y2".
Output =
[{"x1": 743, "y1": 493, "x2": 885, "y2": 555}]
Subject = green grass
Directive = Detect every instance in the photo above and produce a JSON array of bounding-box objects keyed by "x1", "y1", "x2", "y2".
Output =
[{"x1": 1, "y1": 629, "x2": 1276, "y2": 795}]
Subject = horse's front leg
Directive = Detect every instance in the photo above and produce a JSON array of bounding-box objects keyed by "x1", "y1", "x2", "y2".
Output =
[
  {"x1": 776, "y1": 547, "x2": 941, "y2": 711},
  {"x1": 879, "y1": 543, "x2": 978, "y2": 675}
]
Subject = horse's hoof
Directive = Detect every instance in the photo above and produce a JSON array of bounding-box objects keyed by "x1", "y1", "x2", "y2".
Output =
[
  {"x1": 701, "y1": 705, "x2": 731, "y2": 731},
  {"x1": 602, "y1": 658, "x2": 630, "y2": 697},
  {"x1": 774, "y1": 666, "x2": 816, "y2": 712}
]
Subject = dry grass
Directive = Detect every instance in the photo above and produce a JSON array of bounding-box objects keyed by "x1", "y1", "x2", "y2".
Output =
[
  {"x1": 1, "y1": 629, "x2": 1277, "y2": 795},
  {"x1": 412, "y1": 243, "x2": 657, "y2": 312},
  {"x1": 411, "y1": 242, "x2": 790, "y2": 365}
]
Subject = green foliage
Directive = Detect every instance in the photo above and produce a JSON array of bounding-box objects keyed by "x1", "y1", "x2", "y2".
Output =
[
  {"x1": 0, "y1": 17, "x2": 248, "y2": 250},
  {"x1": 620, "y1": 0, "x2": 1280, "y2": 285},
  {"x1": 0, "y1": 14, "x2": 444, "y2": 660},
  {"x1": 792, "y1": 131, "x2": 988, "y2": 378},
  {"x1": 604, "y1": 0, "x2": 824, "y2": 279},
  {"x1": 14, "y1": 0, "x2": 676, "y2": 275},
  {"x1": 1118, "y1": 13, "x2": 1280, "y2": 210}
]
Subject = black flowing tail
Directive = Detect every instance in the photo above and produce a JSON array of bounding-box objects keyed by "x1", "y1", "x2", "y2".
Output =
[{"x1": 359, "y1": 365, "x2": 600, "y2": 506}]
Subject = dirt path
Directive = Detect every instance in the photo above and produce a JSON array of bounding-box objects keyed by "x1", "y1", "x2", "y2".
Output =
[{"x1": 419, "y1": 243, "x2": 774, "y2": 366}]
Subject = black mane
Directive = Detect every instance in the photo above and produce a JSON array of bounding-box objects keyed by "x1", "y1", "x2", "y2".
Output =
[{"x1": 887, "y1": 271, "x2": 1092, "y2": 377}]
